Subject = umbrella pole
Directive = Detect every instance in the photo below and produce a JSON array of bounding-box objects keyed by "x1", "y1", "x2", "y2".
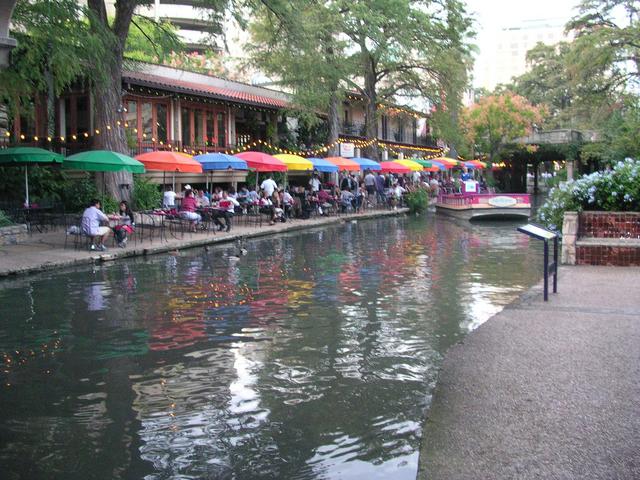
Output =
[
  {"x1": 24, "y1": 166, "x2": 29, "y2": 208},
  {"x1": 256, "y1": 172, "x2": 259, "y2": 190},
  {"x1": 163, "y1": 171, "x2": 166, "y2": 190},
  {"x1": 173, "y1": 171, "x2": 176, "y2": 192}
]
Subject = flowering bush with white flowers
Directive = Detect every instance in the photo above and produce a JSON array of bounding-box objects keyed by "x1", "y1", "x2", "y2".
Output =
[{"x1": 537, "y1": 158, "x2": 640, "y2": 232}]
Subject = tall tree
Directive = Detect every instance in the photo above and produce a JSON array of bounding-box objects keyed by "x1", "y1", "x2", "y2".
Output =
[
  {"x1": 566, "y1": 0, "x2": 640, "y2": 95},
  {"x1": 460, "y1": 92, "x2": 545, "y2": 163},
  {"x1": 247, "y1": 1, "x2": 352, "y2": 155},
  {"x1": 86, "y1": 0, "x2": 229, "y2": 200},
  {"x1": 0, "y1": 0, "x2": 107, "y2": 137},
  {"x1": 338, "y1": 0, "x2": 473, "y2": 159}
]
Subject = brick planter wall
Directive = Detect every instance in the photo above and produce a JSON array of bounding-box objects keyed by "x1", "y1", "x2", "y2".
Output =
[
  {"x1": 0, "y1": 224, "x2": 27, "y2": 246},
  {"x1": 573, "y1": 212, "x2": 640, "y2": 266},
  {"x1": 578, "y1": 211, "x2": 640, "y2": 239}
]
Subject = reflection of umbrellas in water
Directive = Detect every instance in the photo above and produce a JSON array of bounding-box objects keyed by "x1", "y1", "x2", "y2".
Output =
[
  {"x1": 148, "y1": 280, "x2": 254, "y2": 351},
  {"x1": 0, "y1": 147, "x2": 64, "y2": 207},
  {"x1": 285, "y1": 279, "x2": 314, "y2": 309}
]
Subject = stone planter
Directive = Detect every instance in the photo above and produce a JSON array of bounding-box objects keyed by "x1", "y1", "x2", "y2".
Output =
[
  {"x1": 562, "y1": 211, "x2": 640, "y2": 266},
  {"x1": 0, "y1": 224, "x2": 27, "y2": 246}
]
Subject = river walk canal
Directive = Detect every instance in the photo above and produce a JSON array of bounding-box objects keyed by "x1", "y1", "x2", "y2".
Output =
[{"x1": 1, "y1": 214, "x2": 542, "y2": 479}]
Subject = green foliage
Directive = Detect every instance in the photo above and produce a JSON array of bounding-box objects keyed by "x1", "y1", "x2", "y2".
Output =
[
  {"x1": 538, "y1": 158, "x2": 640, "y2": 232},
  {"x1": 1, "y1": 0, "x2": 109, "y2": 111},
  {"x1": 405, "y1": 188, "x2": 429, "y2": 214},
  {"x1": 0, "y1": 210, "x2": 14, "y2": 227},
  {"x1": 0, "y1": 165, "x2": 67, "y2": 206},
  {"x1": 132, "y1": 177, "x2": 162, "y2": 211},
  {"x1": 460, "y1": 93, "x2": 546, "y2": 163},
  {"x1": 125, "y1": 16, "x2": 183, "y2": 64},
  {"x1": 100, "y1": 196, "x2": 120, "y2": 215},
  {"x1": 62, "y1": 175, "x2": 99, "y2": 212},
  {"x1": 566, "y1": 0, "x2": 640, "y2": 97}
]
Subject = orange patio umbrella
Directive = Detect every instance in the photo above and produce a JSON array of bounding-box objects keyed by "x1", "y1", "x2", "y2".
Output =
[
  {"x1": 135, "y1": 151, "x2": 203, "y2": 173},
  {"x1": 325, "y1": 156, "x2": 360, "y2": 172}
]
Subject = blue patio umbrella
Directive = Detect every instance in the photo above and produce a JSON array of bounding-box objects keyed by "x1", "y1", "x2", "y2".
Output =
[
  {"x1": 194, "y1": 153, "x2": 248, "y2": 171},
  {"x1": 464, "y1": 161, "x2": 477, "y2": 169},
  {"x1": 307, "y1": 157, "x2": 339, "y2": 173},
  {"x1": 351, "y1": 157, "x2": 381, "y2": 171},
  {"x1": 429, "y1": 160, "x2": 447, "y2": 170}
]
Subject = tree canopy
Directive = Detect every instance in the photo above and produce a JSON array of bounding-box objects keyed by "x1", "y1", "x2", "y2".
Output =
[{"x1": 460, "y1": 92, "x2": 545, "y2": 163}]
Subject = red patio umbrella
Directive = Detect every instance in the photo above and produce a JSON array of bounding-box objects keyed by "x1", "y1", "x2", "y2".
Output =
[
  {"x1": 379, "y1": 161, "x2": 411, "y2": 174},
  {"x1": 235, "y1": 151, "x2": 287, "y2": 172}
]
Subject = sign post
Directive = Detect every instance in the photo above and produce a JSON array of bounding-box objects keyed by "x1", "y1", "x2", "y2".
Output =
[{"x1": 517, "y1": 224, "x2": 559, "y2": 301}]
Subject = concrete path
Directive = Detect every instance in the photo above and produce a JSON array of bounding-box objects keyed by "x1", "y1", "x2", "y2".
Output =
[
  {"x1": 0, "y1": 209, "x2": 406, "y2": 278},
  {"x1": 418, "y1": 266, "x2": 640, "y2": 480}
]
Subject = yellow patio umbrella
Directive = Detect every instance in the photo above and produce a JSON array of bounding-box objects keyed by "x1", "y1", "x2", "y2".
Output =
[
  {"x1": 274, "y1": 154, "x2": 314, "y2": 171},
  {"x1": 394, "y1": 159, "x2": 424, "y2": 171}
]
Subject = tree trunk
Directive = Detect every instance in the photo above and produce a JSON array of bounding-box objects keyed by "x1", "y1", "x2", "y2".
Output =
[
  {"x1": 88, "y1": 0, "x2": 135, "y2": 202},
  {"x1": 327, "y1": 91, "x2": 339, "y2": 156},
  {"x1": 363, "y1": 53, "x2": 379, "y2": 161}
]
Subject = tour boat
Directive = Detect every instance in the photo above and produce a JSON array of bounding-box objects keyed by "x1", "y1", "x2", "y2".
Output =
[{"x1": 435, "y1": 181, "x2": 531, "y2": 220}]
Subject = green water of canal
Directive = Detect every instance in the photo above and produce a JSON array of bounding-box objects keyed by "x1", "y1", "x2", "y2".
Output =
[{"x1": 0, "y1": 215, "x2": 542, "y2": 479}]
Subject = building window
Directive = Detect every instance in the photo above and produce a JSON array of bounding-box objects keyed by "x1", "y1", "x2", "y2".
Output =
[
  {"x1": 126, "y1": 101, "x2": 137, "y2": 135},
  {"x1": 217, "y1": 112, "x2": 226, "y2": 148},
  {"x1": 194, "y1": 110, "x2": 204, "y2": 146},
  {"x1": 181, "y1": 107, "x2": 191, "y2": 145},
  {"x1": 381, "y1": 115, "x2": 388, "y2": 139},
  {"x1": 206, "y1": 111, "x2": 215, "y2": 146},
  {"x1": 141, "y1": 102, "x2": 153, "y2": 140},
  {"x1": 156, "y1": 103, "x2": 168, "y2": 143}
]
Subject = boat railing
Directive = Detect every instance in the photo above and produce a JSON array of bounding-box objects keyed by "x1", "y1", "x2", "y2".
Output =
[{"x1": 438, "y1": 193, "x2": 531, "y2": 206}]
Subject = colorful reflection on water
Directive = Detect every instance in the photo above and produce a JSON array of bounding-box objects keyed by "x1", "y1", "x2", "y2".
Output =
[{"x1": 0, "y1": 215, "x2": 542, "y2": 479}]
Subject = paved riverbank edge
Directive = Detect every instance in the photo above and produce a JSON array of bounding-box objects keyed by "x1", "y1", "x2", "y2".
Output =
[
  {"x1": 0, "y1": 209, "x2": 408, "y2": 279},
  {"x1": 417, "y1": 265, "x2": 640, "y2": 480}
]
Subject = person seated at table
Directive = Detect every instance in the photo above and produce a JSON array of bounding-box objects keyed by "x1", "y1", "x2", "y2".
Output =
[
  {"x1": 281, "y1": 188, "x2": 294, "y2": 218},
  {"x1": 340, "y1": 188, "x2": 355, "y2": 213},
  {"x1": 179, "y1": 189, "x2": 202, "y2": 231},
  {"x1": 213, "y1": 191, "x2": 240, "y2": 232},
  {"x1": 196, "y1": 189, "x2": 210, "y2": 207},
  {"x1": 391, "y1": 182, "x2": 406, "y2": 208},
  {"x1": 247, "y1": 186, "x2": 259, "y2": 203},
  {"x1": 163, "y1": 185, "x2": 176, "y2": 209},
  {"x1": 113, "y1": 200, "x2": 135, "y2": 248},
  {"x1": 317, "y1": 189, "x2": 333, "y2": 215},
  {"x1": 81, "y1": 199, "x2": 111, "y2": 251}
]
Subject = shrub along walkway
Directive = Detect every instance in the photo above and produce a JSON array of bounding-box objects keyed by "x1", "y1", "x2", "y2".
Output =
[
  {"x1": 0, "y1": 209, "x2": 408, "y2": 278},
  {"x1": 417, "y1": 265, "x2": 640, "y2": 480}
]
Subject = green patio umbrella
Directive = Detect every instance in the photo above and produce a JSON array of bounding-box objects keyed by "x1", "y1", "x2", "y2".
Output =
[
  {"x1": 64, "y1": 150, "x2": 145, "y2": 173},
  {"x1": 411, "y1": 158, "x2": 433, "y2": 168},
  {"x1": 0, "y1": 147, "x2": 65, "y2": 207}
]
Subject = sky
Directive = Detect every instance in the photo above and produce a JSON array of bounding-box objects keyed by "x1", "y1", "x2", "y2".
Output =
[{"x1": 464, "y1": 0, "x2": 580, "y2": 87}]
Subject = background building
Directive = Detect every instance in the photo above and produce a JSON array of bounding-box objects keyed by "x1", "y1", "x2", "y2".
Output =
[{"x1": 477, "y1": 18, "x2": 569, "y2": 91}]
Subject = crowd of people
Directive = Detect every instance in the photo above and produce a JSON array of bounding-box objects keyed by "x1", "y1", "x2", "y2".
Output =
[{"x1": 79, "y1": 167, "x2": 487, "y2": 251}]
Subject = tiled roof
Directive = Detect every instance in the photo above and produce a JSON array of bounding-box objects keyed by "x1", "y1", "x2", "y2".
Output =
[{"x1": 122, "y1": 70, "x2": 289, "y2": 109}]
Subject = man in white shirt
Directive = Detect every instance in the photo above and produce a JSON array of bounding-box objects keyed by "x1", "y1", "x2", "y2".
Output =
[
  {"x1": 309, "y1": 173, "x2": 321, "y2": 192},
  {"x1": 260, "y1": 175, "x2": 278, "y2": 197},
  {"x1": 81, "y1": 199, "x2": 111, "y2": 251},
  {"x1": 215, "y1": 191, "x2": 240, "y2": 232},
  {"x1": 196, "y1": 190, "x2": 210, "y2": 207},
  {"x1": 163, "y1": 186, "x2": 176, "y2": 208}
]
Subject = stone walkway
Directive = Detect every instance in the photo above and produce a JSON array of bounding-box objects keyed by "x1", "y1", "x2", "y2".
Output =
[
  {"x1": 417, "y1": 265, "x2": 640, "y2": 480},
  {"x1": 0, "y1": 209, "x2": 407, "y2": 278}
]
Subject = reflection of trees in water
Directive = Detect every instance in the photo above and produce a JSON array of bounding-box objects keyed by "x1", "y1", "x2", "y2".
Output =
[{"x1": 0, "y1": 216, "x2": 543, "y2": 480}]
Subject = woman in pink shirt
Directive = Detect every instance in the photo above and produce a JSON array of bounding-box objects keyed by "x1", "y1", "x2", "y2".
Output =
[{"x1": 179, "y1": 190, "x2": 202, "y2": 230}]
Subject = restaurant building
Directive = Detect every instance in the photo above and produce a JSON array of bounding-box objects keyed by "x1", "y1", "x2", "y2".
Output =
[{"x1": 1, "y1": 61, "x2": 439, "y2": 187}]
